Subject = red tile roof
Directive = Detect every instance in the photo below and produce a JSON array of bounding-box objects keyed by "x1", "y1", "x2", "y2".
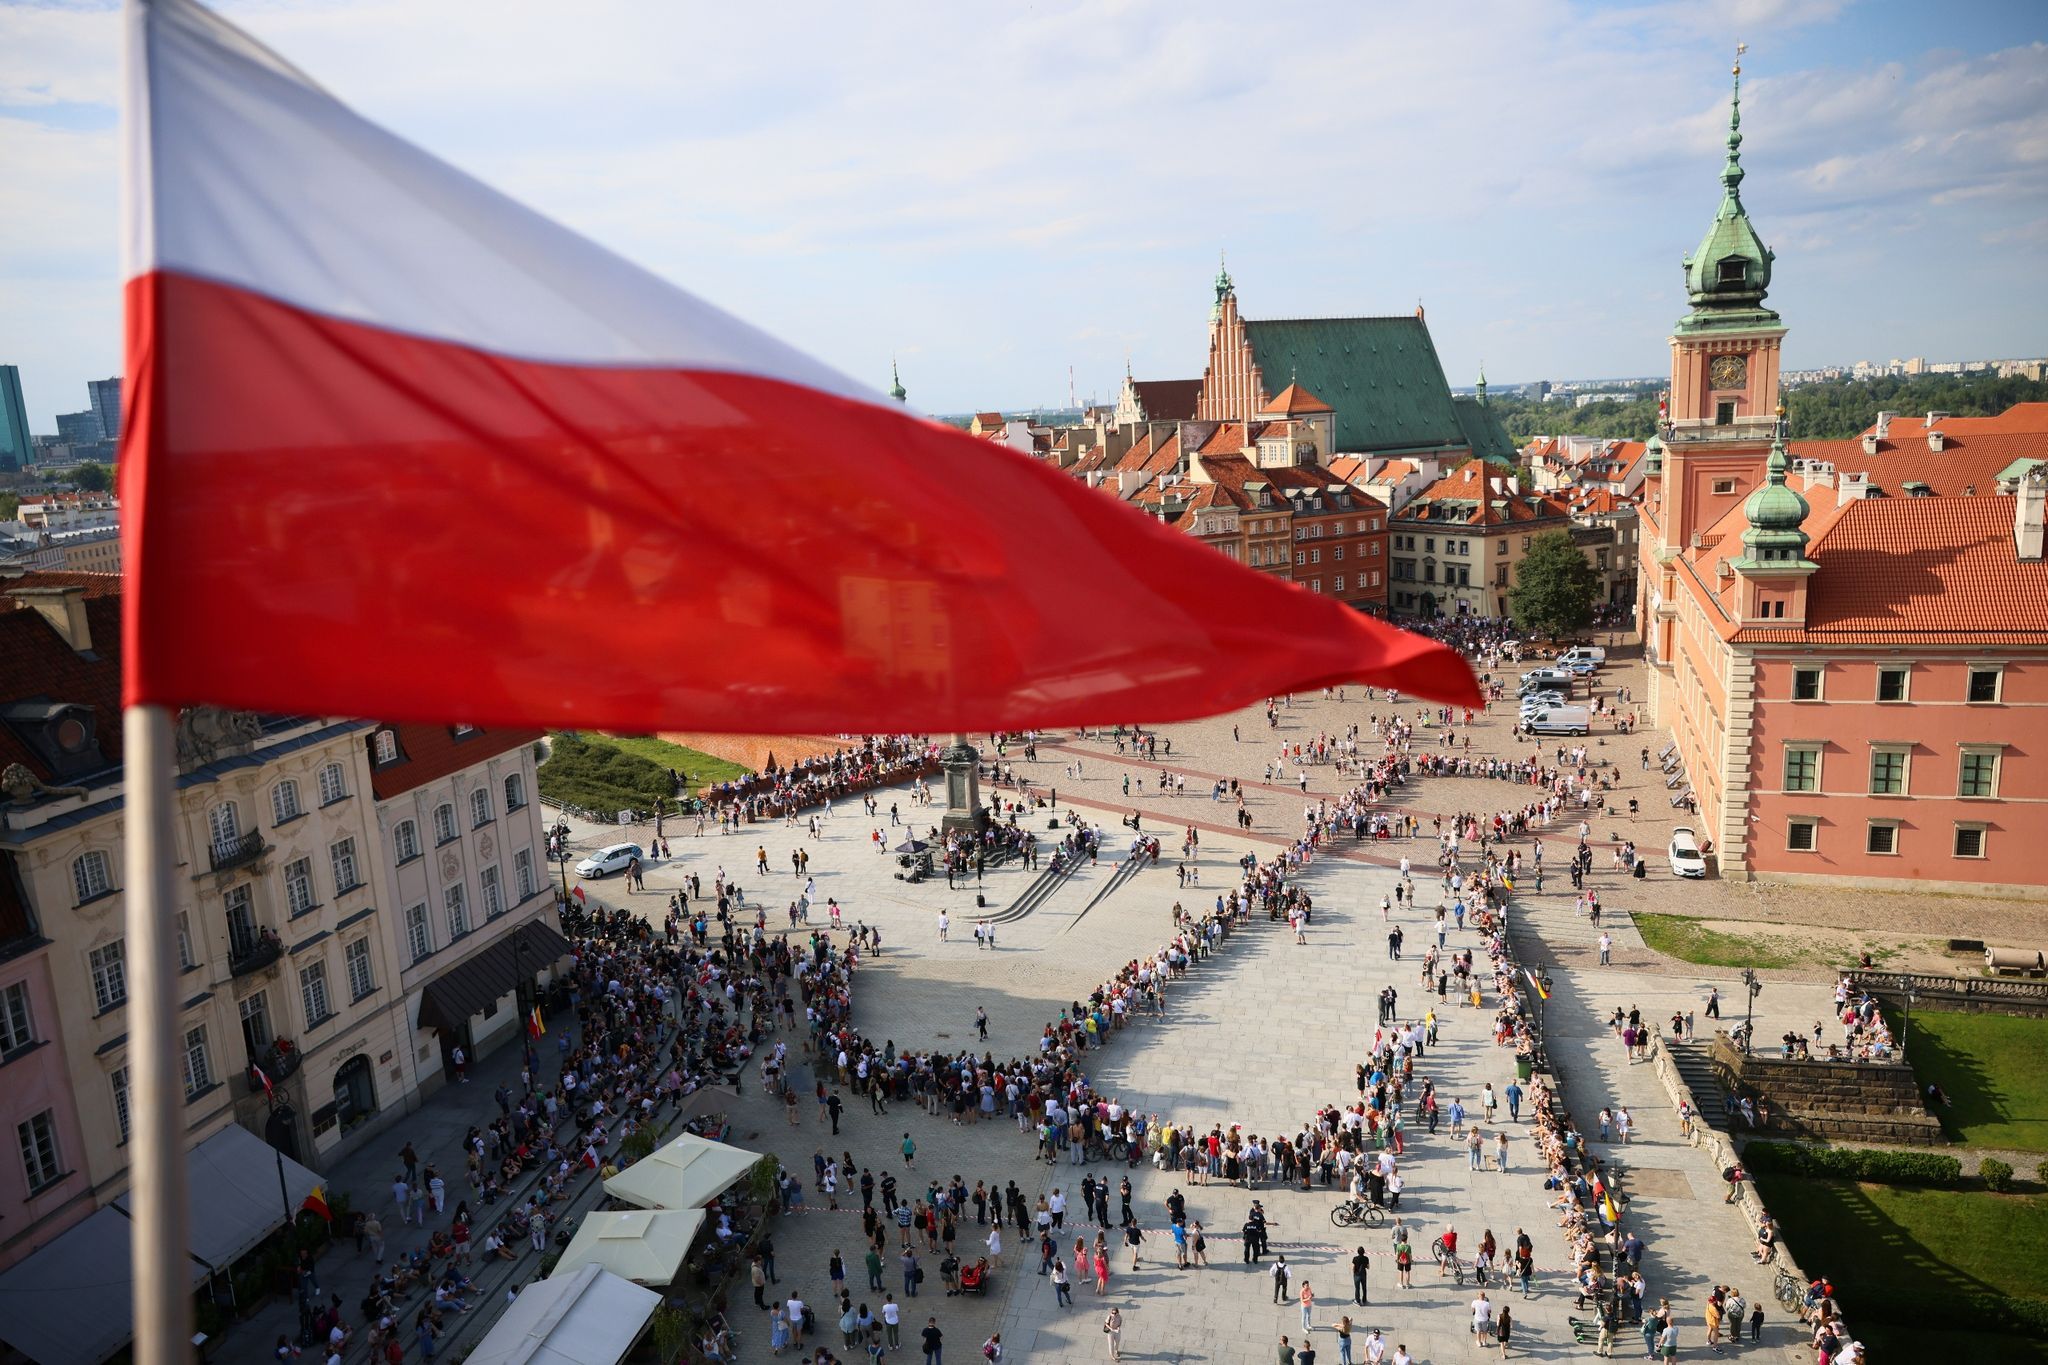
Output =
[
  {"x1": 1791, "y1": 496, "x2": 2048, "y2": 640},
  {"x1": 0, "y1": 573, "x2": 126, "y2": 781},
  {"x1": 1258, "y1": 383, "x2": 1333, "y2": 416},
  {"x1": 1130, "y1": 379, "x2": 1203, "y2": 422},
  {"x1": 1785, "y1": 429, "x2": 2045, "y2": 499},
  {"x1": 1872, "y1": 402, "x2": 2048, "y2": 439},
  {"x1": 368, "y1": 723, "x2": 545, "y2": 801}
]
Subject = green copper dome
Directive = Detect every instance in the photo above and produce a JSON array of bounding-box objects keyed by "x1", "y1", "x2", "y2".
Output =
[
  {"x1": 1734, "y1": 416, "x2": 1815, "y2": 571},
  {"x1": 888, "y1": 360, "x2": 907, "y2": 403},
  {"x1": 1679, "y1": 61, "x2": 1778, "y2": 330}
]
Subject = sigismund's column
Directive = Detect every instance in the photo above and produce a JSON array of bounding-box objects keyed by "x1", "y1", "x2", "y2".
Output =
[{"x1": 940, "y1": 734, "x2": 989, "y2": 839}]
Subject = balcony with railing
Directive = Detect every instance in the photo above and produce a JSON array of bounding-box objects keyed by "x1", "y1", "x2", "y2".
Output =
[
  {"x1": 229, "y1": 922, "x2": 285, "y2": 978},
  {"x1": 245, "y1": 1037, "x2": 301, "y2": 1092},
  {"x1": 210, "y1": 829, "x2": 269, "y2": 873}
]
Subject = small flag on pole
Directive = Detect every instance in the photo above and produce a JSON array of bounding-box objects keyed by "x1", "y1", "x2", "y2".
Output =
[
  {"x1": 527, "y1": 1005, "x2": 546, "y2": 1038},
  {"x1": 249, "y1": 1063, "x2": 273, "y2": 1101},
  {"x1": 571, "y1": 885, "x2": 586, "y2": 904},
  {"x1": 1524, "y1": 968, "x2": 1550, "y2": 1001},
  {"x1": 300, "y1": 1185, "x2": 332, "y2": 1223}
]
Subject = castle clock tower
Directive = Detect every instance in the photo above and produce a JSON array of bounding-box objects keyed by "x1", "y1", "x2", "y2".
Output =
[{"x1": 1657, "y1": 50, "x2": 1785, "y2": 560}]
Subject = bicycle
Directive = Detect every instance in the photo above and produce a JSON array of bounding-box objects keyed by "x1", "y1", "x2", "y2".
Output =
[
  {"x1": 1773, "y1": 1267, "x2": 1802, "y2": 1312},
  {"x1": 1330, "y1": 1200, "x2": 1386, "y2": 1230},
  {"x1": 1432, "y1": 1238, "x2": 1465, "y2": 1286}
]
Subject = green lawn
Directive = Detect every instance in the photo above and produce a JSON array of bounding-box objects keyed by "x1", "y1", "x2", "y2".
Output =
[
  {"x1": 1634, "y1": 914, "x2": 1805, "y2": 969},
  {"x1": 1754, "y1": 1173, "x2": 2048, "y2": 1352},
  {"x1": 598, "y1": 735, "x2": 752, "y2": 789},
  {"x1": 1904, "y1": 1011, "x2": 2048, "y2": 1153}
]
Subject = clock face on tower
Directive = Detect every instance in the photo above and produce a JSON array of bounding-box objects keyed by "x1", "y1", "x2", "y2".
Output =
[{"x1": 1709, "y1": 355, "x2": 1747, "y2": 390}]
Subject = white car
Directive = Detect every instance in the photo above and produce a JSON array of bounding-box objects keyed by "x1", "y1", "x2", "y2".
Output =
[
  {"x1": 1520, "y1": 692, "x2": 1567, "y2": 712},
  {"x1": 576, "y1": 842, "x2": 644, "y2": 878},
  {"x1": 1668, "y1": 827, "x2": 1707, "y2": 879}
]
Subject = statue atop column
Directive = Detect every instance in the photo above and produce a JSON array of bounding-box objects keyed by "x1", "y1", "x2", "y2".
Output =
[{"x1": 940, "y1": 734, "x2": 988, "y2": 839}]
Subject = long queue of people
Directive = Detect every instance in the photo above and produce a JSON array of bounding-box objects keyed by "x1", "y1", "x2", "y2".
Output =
[{"x1": 705, "y1": 737, "x2": 940, "y2": 826}]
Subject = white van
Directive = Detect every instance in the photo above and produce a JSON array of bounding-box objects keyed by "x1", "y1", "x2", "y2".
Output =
[
  {"x1": 1520, "y1": 669, "x2": 1575, "y2": 694},
  {"x1": 1558, "y1": 646, "x2": 1607, "y2": 668},
  {"x1": 1523, "y1": 705, "x2": 1591, "y2": 736}
]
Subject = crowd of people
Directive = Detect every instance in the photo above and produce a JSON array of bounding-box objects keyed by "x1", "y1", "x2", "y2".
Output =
[{"x1": 703, "y1": 736, "x2": 940, "y2": 826}]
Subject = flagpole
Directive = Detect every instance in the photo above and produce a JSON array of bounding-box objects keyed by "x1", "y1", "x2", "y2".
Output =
[{"x1": 126, "y1": 703, "x2": 193, "y2": 1364}]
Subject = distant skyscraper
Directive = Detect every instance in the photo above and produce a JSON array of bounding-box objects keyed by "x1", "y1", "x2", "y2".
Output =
[
  {"x1": 55, "y1": 410, "x2": 102, "y2": 444},
  {"x1": 87, "y1": 377, "x2": 122, "y2": 444},
  {"x1": 0, "y1": 366, "x2": 28, "y2": 471}
]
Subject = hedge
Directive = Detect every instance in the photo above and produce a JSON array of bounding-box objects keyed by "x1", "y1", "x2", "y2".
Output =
[
  {"x1": 1980, "y1": 1157, "x2": 2015, "y2": 1192},
  {"x1": 536, "y1": 732, "x2": 674, "y2": 819},
  {"x1": 1738, "y1": 1141, "x2": 1962, "y2": 1187}
]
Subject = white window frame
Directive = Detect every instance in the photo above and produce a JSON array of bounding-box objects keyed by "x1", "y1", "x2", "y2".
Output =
[
  {"x1": 284, "y1": 857, "x2": 316, "y2": 916},
  {"x1": 110, "y1": 1066, "x2": 131, "y2": 1143},
  {"x1": 17, "y1": 1111, "x2": 62, "y2": 1192},
  {"x1": 0, "y1": 981, "x2": 34, "y2": 1056},
  {"x1": 1875, "y1": 666, "x2": 1910, "y2": 703},
  {"x1": 1954, "y1": 823, "x2": 1988, "y2": 860},
  {"x1": 271, "y1": 779, "x2": 302, "y2": 825},
  {"x1": 1866, "y1": 821, "x2": 1901, "y2": 856},
  {"x1": 434, "y1": 804, "x2": 458, "y2": 845},
  {"x1": 73, "y1": 850, "x2": 111, "y2": 903},
  {"x1": 504, "y1": 773, "x2": 526, "y2": 811},
  {"x1": 470, "y1": 788, "x2": 493, "y2": 828},
  {"x1": 182, "y1": 1024, "x2": 212, "y2": 1096},
  {"x1": 317, "y1": 763, "x2": 347, "y2": 806},
  {"x1": 89, "y1": 940, "x2": 126, "y2": 1012},
  {"x1": 1782, "y1": 744, "x2": 1821, "y2": 793},
  {"x1": 1966, "y1": 665, "x2": 2003, "y2": 704},
  {"x1": 344, "y1": 938, "x2": 375, "y2": 1001},
  {"x1": 330, "y1": 837, "x2": 360, "y2": 895},
  {"x1": 444, "y1": 884, "x2": 469, "y2": 941},
  {"x1": 299, "y1": 960, "x2": 331, "y2": 1026},
  {"x1": 480, "y1": 865, "x2": 504, "y2": 919},
  {"x1": 405, "y1": 904, "x2": 433, "y2": 963},
  {"x1": 394, "y1": 819, "x2": 420, "y2": 863},
  {"x1": 1791, "y1": 666, "x2": 1824, "y2": 702},
  {"x1": 1958, "y1": 747, "x2": 2001, "y2": 799},
  {"x1": 1868, "y1": 745, "x2": 1910, "y2": 797},
  {"x1": 175, "y1": 911, "x2": 195, "y2": 970},
  {"x1": 374, "y1": 730, "x2": 398, "y2": 764},
  {"x1": 1786, "y1": 818, "x2": 1818, "y2": 853},
  {"x1": 207, "y1": 801, "x2": 241, "y2": 855},
  {"x1": 515, "y1": 849, "x2": 536, "y2": 900}
]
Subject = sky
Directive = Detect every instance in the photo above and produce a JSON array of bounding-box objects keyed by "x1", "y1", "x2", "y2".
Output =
[{"x1": 1, "y1": 0, "x2": 2044, "y2": 429}]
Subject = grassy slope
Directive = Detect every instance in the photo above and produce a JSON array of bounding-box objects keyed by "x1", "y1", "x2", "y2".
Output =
[
  {"x1": 1903, "y1": 1011, "x2": 2048, "y2": 1153},
  {"x1": 599, "y1": 734, "x2": 752, "y2": 789}
]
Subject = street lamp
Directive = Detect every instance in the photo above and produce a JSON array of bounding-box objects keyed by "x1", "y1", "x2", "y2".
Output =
[
  {"x1": 1740, "y1": 967, "x2": 1762, "y2": 1052},
  {"x1": 1901, "y1": 985, "x2": 1916, "y2": 1059}
]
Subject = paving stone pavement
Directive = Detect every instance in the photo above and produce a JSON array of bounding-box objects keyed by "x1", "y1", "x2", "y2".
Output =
[{"x1": 555, "y1": 716, "x2": 1823, "y2": 1363}]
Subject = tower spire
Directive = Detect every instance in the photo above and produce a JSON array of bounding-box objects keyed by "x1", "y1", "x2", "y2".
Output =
[
  {"x1": 888, "y1": 358, "x2": 907, "y2": 404},
  {"x1": 1722, "y1": 43, "x2": 1748, "y2": 209}
]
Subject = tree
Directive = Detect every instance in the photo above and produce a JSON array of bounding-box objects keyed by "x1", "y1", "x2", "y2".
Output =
[
  {"x1": 73, "y1": 462, "x2": 111, "y2": 493},
  {"x1": 0, "y1": 492, "x2": 18, "y2": 521},
  {"x1": 1508, "y1": 530, "x2": 1600, "y2": 640}
]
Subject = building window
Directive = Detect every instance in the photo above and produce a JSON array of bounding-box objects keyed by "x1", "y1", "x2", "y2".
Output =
[
  {"x1": 1371, "y1": 571, "x2": 1381, "y2": 587},
  {"x1": 1715, "y1": 401, "x2": 1735, "y2": 427},
  {"x1": 470, "y1": 788, "x2": 493, "y2": 828},
  {"x1": 1786, "y1": 819, "x2": 1818, "y2": 853},
  {"x1": 1371, "y1": 542, "x2": 1381, "y2": 556},
  {"x1": 515, "y1": 849, "x2": 536, "y2": 900},
  {"x1": 175, "y1": 911, "x2": 195, "y2": 970},
  {"x1": 224, "y1": 884, "x2": 258, "y2": 960},
  {"x1": 433, "y1": 804, "x2": 458, "y2": 845},
  {"x1": 394, "y1": 819, "x2": 420, "y2": 863},
  {"x1": 1333, "y1": 546, "x2": 1345, "y2": 561},
  {"x1": 1295, "y1": 551, "x2": 1307, "y2": 567},
  {"x1": 1334, "y1": 575, "x2": 1347, "y2": 592},
  {"x1": 1497, "y1": 539, "x2": 1507, "y2": 555},
  {"x1": 1958, "y1": 749, "x2": 2001, "y2": 799},
  {"x1": 445, "y1": 885, "x2": 469, "y2": 941},
  {"x1": 89, "y1": 941, "x2": 126, "y2": 1012},
  {"x1": 1, "y1": 981, "x2": 35, "y2": 1057},
  {"x1": 1782, "y1": 746, "x2": 1820, "y2": 793},
  {"x1": 73, "y1": 850, "x2": 112, "y2": 903},
  {"x1": 1876, "y1": 667, "x2": 1909, "y2": 702},
  {"x1": 317, "y1": 763, "x2": 348, "y2": 805},
  {"x1": 17, "y1": 1111, "x2": 62, "y2": 1192},
  {"x1": 345, "y1": 938, "x2": 375, "y2": 1001},
  {"x1": 239, "y1": 990, "x2": 272, "y2": 1056},
  {"x1": 374, "y1": 730, "x2": 398, "y2": 764},
  {"x1": 1954, "y1": 825, "x2": 1988, "y2": 859},
  {"x1": 284, "y1": 858, "x2": 316, "y2": 916},
  {"x1": 480, "y1": 865, "x2": 504, "y2": 919},
  {"x1": 1311, "y1": 579, "x2": 1322, "y2": 593},
  {"x1": 1967, "y1": 667, "x2": 2002, "y2": 703},
  {"x1": 271, "y1": 780, "x2": 302, "y2": 825},
  {"x1": 111, "y1": 1067, "x2": 130, "y2": 1143},
  {"x1": 1711, "y1": 478, "x2": 1736, "y2": 496},
  {"x1": 504, "y1": 774, "x2": 527, "y2": 811},
  {"x1": 182, "y1": 1025, "x2": 212, "y2": 1096},
  {"x1": 1869, "y1": 747, "x2": 1909, "y2": 796},
  {"x1": 405, "y1": 904, "x2": 432, "y2": 963},
  {"x1": 206, "y1": 801, "x2": 241, "y2": 861},
  {"x1": 330, "y1": 837, "x2": 360, "y2": 894},
  {"x1": 299, "y1": 960, "x2": 331, "y2": 1026},
  {"x1": 1791, "y1": 667, "x2": 1823, "y2": 701},
  {"x1": 1866, "y1": 823, "x2": 1900, "y2": 856}
]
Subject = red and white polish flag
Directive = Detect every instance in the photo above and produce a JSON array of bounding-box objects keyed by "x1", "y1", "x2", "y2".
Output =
[{"x1": 119, "y1": 0, "x2": 1477, "y2": 730}]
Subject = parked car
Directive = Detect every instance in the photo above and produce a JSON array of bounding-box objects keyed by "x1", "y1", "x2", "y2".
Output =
[
  {"x1": 1668, "y1": 827, "x2": 1707, "y2": 878},
  {"x1": 1519, "y1": 692, "x2": 1567, "y2": 713},
  {"x1": 1558, "y1": 646, "x2": 1608, "y2": 667},
  {"x1": 1523, "y1": 705, "x2": 1592, "y2": 736},
  {"x1": 1562, "y1": 660, "x2": 1600, "y2": 677},
  {"x1": 575, "y1": 842, "x2": 644, "y2": 878},
  {"x1": 1520, "y1": 669, "x2": 1575, "y2": 694}
]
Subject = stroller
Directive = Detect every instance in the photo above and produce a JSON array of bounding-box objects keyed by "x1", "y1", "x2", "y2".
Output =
[{"x1": 957, "y1": 1257, "x2": 992, "y2": 1296}]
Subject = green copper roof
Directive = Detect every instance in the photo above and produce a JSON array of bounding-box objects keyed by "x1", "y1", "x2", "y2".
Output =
[
  {"x1": 1452, "y1": 395, "x2": 1517, "y2": 464},
  {"x1": 1244, "y1": 315, "x2": 1465, "y2": 454},
  {"x1": 1734, "y1": 420, "x2": 1816, "y2": 571},
  {"x1": 1678, "y1": 60, "x2": 1778, "y2": 333},
  {"x1": 888, "y1": 360, "x2": 907, "y2": 403}
]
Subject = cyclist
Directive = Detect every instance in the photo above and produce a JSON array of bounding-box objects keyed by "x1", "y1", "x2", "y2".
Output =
[{"x1": 1437, "y1": 1226, "x2": 1459, "y2": 1278}]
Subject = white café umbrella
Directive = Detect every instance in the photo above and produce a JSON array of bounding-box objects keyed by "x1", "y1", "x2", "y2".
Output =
[
  {"x1": 603, "y1": 1132, "x2": 762, "y2": 1211},
  {"x1": 551, "y1": 1209, "x2": 705, "y2": 1287}
]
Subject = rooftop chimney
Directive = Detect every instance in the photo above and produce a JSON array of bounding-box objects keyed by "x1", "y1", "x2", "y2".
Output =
[
  {"x1": 1928, "y1": 430, "x2": 1945, "y2": 453},
  {"x1": 1874, "y1": 411, "x2": 1897, "y2": 440},
  {"x1": 11, "y1": 585, "x2": 93, "y2": 654},
  {"x1": 2018, "y1": 466, "x2": 2046, "y2": 562},
  {"x1": 1926, "y1": 410, "x2": 1950, "y2": 428},
  {"x1": 1861, "y1": 433, "x2": 1878, "y2": 456}
]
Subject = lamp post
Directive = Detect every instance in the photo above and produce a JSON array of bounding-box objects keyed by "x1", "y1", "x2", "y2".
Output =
[
  {"x1": 1902, "y1": 985, "x2": 1916, "y2": 1060},
  {"x1": 1740, "y1": 967, "x2": 1762, "y2": 1052}
]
